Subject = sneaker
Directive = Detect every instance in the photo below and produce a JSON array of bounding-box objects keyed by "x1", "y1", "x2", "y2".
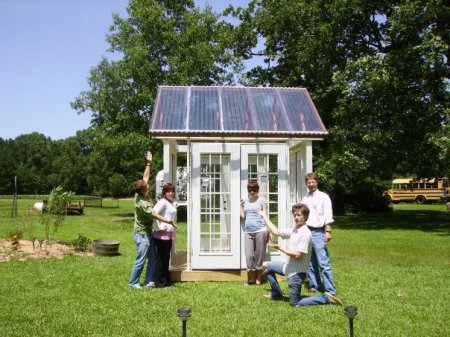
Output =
[
  {"x1": 129, "y1": 284, "x2": 142, "y2": 289},
  {"x1": 307, "y1": 288, "x2": 318, "y2": 293},
  {"x1": 146, "y1": 282, "x2": 156, "y2": 288},
  {"x1": 324, "y1": 292, "x2": 343, "y2": 306},
  {"x1": 263, "y1": 294, "x2": 283, "y2": 301}
]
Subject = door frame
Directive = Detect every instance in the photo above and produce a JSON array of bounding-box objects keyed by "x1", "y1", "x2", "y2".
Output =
[
  {"x1": 240, "y1": 144, "x2": 288, "y2": 265},
  {"x1": 191, "y1": 143, "x2": 241, "y2": 269}
]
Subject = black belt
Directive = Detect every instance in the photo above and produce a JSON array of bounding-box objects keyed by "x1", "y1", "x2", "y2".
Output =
[{"x1": 308, "y1": 226, "x2": 324, "y2": 231}]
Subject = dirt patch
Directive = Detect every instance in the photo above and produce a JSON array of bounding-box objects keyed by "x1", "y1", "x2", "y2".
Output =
[{"x1": 0, "y1": 239, "x2": 92, "y2": 263}]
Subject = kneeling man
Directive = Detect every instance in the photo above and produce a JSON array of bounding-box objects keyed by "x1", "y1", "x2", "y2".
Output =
[{"x1": 257, "y1": 204, "x2": 342, "y2": 307}]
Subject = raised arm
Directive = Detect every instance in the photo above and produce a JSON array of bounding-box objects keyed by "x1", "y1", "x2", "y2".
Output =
[
  {"x1": 143, "y1": 151, "x2": 152, "y2": 185},
  {"x1": 256, "y1": 209, "x2": 279, "y2": 236},
  {"x1": 256, "y1": 209, "x2": 301, "y2": 259}
]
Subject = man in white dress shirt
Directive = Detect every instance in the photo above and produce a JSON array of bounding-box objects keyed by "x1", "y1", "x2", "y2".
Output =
[{"x1": 301, "y1": 172, "x2": 337, "y2": 295}]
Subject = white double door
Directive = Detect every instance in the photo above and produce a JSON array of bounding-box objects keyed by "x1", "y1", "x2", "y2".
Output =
[{"x1": 191, "y1": 143, "x2": 287, "y2": 270}]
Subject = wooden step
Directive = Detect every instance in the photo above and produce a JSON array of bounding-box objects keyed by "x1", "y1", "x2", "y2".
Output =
[{"x1": 169, "y1": 252, "x2": 247, "y2": 282}]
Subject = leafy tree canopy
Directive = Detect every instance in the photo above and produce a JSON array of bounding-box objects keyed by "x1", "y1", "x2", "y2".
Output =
[
  {"x1": 71, "y1": 0, "x2": 242, "y2": 135},
  {"x1": 230, "y1": 0, "x2": 449, "y2": 212}
]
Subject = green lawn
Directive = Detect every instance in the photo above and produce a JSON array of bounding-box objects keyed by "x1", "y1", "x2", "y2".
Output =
[{"x1": 0, "y1": 199, "x2": 449, "y2": 337}]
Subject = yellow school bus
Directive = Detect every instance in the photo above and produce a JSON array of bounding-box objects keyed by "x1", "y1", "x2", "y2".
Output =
[{"x1": 383, "y1": 178, "x2": 450, "y2": 204}]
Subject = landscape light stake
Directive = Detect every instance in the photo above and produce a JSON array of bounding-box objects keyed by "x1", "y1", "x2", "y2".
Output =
[
  {"x1": 344, "y1": 306, "x2": 358, "y2": 337},
  {"x1": 177, "y1": 307, "x2": 191, "y2": 337}
]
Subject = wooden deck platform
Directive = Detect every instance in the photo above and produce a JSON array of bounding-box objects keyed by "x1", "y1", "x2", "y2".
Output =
[
  {"x1": 169, "y1": 252, "x2": 248, "y2": 282},
  {"x1": 65, "y1": 201, "x2": 84, "y2": 215}
]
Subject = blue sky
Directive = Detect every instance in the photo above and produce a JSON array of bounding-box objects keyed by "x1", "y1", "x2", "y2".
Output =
[{"x1": 0, "y1": 0, "x2": 251, "y2": 141}]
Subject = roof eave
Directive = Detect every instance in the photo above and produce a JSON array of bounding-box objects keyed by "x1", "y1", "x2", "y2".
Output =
[{"x1": 149, "y1": 130, "x2": 328, "y2": 140}]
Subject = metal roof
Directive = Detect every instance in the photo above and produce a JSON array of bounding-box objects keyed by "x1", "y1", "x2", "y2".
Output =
[{"x1": 149, "y1": 86, "x2": 328, "y2": 138}]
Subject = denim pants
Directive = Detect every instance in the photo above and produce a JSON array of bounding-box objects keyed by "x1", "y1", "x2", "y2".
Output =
[
  {"x1": 308, "y1": 228, "x2": 336, "y2": 294},
  {"x1": 129, "y1": 233, "x2": 156, "y2": 286},
  {"x1": 266, "y1": 261, "x2": 305, "y2": 306},
  {"x1": 265, "y1": 261, "x2": 287, "y2": 300},
  {"x1": 266, "y1": 261, "x2": 330, "y2": 307}
]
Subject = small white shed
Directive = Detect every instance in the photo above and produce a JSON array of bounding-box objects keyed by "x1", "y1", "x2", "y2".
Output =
[{"x1": 149, "y1": 86, "x2": 327, "y2": 277}]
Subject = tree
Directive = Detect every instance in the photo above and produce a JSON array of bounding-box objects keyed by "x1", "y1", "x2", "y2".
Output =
[
  {"x1": 11, "y1": 133, "x2": 54, "y2": 194},
  {"x1": 71, "y1": 0, "x2": 241, "y2": 135},
  {"x1": 85, "y1": 131, "x2": 161, "y2": 197},
  {"x1": 70, "y1": 0, "x2": 243, "y2": 197},
  {"x1": 0, "y1": 138, "x2": 17, "y2": 194},
  {"x1": 321, "y1": 1, "x2": 449, "y2": 212},
  {"x1": 39, "y1": 186, "x2": 74, "y2": 250},
  {"x1": 232, "y1": 0, "x2": 449, "y2": 212},
  {"x1": 108, "y1": 173, "x2": 130, "y2": 198},
  {"x1": 47, "y1": 130, "x2": 92, "y2": 195}
]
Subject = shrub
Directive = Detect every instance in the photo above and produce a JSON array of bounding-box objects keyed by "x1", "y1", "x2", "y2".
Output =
[
  {"x1": 39, "y1": 186, "x2": 74, "y2": 245},
  {"x1": 72, "y1": 234, "x2": 92, "y2": 252}
]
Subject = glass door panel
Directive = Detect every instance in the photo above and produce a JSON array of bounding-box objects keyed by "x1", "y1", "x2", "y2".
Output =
[
  {"x1": 199, "y1": 154, "x2": 231, "y2": 253},
  {"x1": 191, "y1": 143, "x2": 240, "y2": 269},
  {"x1": 241, "y1": 144, "x2": 287, "y2": 265}
]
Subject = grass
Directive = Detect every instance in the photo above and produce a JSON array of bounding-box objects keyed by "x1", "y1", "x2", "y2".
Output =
[{"x1": 0, "y1": 199, "x2": 449, "y2": 337}]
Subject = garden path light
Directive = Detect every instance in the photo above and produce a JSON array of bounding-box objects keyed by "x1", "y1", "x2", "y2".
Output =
[
  {"x1": 177, "y1": 307, "x2": 191, "y2": 337},
  {"x1": 344, "y1": 305, "x2": 358, "y2": 337}
]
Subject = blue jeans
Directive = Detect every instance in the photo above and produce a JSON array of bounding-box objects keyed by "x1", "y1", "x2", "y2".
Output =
[
  {"x1": 265, "y1": 261, "x2": 285, "y2": 300},
  {"x1": 308, "y1": 228, "x2": 336, "y2": 294},
  {"x1": 296, "y1": 293, "x2": 330, "y2": 307},
  {"x1": 265, "y1": 261, "x2": 330, "y2": 307},
  {"x1": 129, "y1": 233, "x2": 155, "y2": 286}
]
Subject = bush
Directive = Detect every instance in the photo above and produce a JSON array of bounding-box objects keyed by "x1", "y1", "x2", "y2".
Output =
[{"x1": 72, "y1": 234, "x2": 92, "y2": 252}]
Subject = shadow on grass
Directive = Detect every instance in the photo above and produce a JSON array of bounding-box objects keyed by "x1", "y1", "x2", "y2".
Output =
[
  {"x1": 114, "y1": 212, "x2": 134, "y2": 218},
  {"x1": 335, "y1": 209, "x2": 450, "y2": 234}
]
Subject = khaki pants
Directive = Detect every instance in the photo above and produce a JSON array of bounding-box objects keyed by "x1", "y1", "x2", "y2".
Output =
[{"x1": 244, "y1": 230, "x2": 269, "y2": 270}]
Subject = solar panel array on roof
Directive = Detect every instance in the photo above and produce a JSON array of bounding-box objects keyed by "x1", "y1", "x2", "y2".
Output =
[{"x1": 150, "y1": 86, "x2": 328, "y2": 138}]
